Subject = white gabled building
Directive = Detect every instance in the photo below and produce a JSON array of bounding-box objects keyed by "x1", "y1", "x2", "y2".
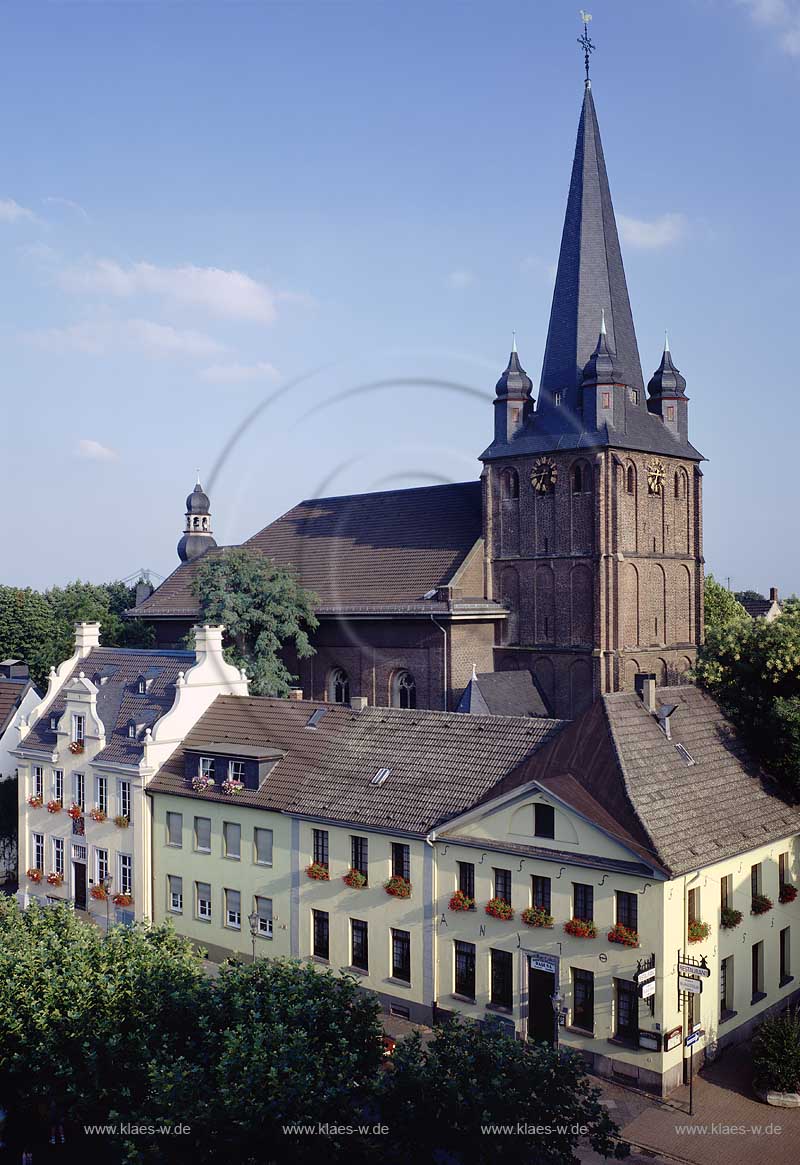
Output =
[{"x1": 14, "y1": 622, "x2": 246, "y2": 924}]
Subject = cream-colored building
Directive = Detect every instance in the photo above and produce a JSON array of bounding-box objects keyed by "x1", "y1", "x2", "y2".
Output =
[
  {"x1": 14, "y1": 622, "x2": 246, "y2": 924},
  {"x1": 145, "y1": 680, "x2": 800, "y2": 1096}
]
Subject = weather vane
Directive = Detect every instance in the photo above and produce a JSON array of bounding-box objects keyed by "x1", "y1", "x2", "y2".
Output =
[{"x1": 578, "y1": 11, "x2": 594, "y2": 85}]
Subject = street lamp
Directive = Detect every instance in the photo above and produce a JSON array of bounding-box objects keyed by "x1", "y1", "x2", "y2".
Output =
[
  {"x1": 551, "y1": 991, "x2": 564, "y2": 1050},
  {"x1": 248, "y1": 910, "x2": 258, "y2": 963},
  {"x1": 101, "y1": 875, "x2": 113, "y2": 934}
]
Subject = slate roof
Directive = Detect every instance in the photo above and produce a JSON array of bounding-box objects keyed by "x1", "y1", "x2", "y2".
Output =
[
  {"x1": 456, "y1": 670, "x2": 551, "y2": 718},
  {"x1": 21, "y1": 648, "x2": 194, "y2": 766},
  {"x1": 148, "y1": 696, "x2": 567, "y2": 835},
  {"x1": 0, "y1": 678, "x2": 31, "y2": 737},
  {"x1": 128, "y1": 481, "x2": 486, "y2": 621},
  {"x1": 499, "y1": 685, "x2": 800, "y2": 877},
  {"x1": 481, "y1": 87, "x2": 702, "y2": 464}
]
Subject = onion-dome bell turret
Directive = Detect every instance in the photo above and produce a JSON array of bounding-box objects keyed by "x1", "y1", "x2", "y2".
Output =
[
  {"x1": 493, "y1": 335, "x2": 534, "y2": 445},
  {"x1": 581, "y1": 310, "x2": 623, "y2": 386},
  {"x1": 177, "y1": 476, "x2": 217, "y2": 564},
  {"x1": 647, "y1": 334, "x2": 689, "y2": 440},
  {"x1": 647, "y1": 333, "x2": 687, "y2": 399}
]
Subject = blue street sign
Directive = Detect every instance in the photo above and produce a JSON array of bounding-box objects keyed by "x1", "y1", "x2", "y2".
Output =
[{"x1": 684, "y1": 1031, "x2": 702, "y2": 1048}]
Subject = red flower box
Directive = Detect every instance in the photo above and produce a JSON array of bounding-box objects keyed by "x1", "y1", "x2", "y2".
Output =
[
  {"x1": 384, "y1": 875, "x2": 412, "y2": 899},
  {"x1": 564, "y1": 917, "x2": 597, "y2": 939},
  {"x1": 46, "y1": 872, "x2": 64, "y2": 887},
  {"x1": 69, "y1": 741, "x2": 85, "y2": 755},
  {"x1": 779, "y1": 884, "x2": 797, "y2": 905},
  {"x1": 688, "y1": 919, "x2": 711, "y2": 942},
  {"x1": 521, "y1": 906, "x2": 554, "y2": 928},
  {"x1": 751, "y1": 894, "x2": 773, "y2": 916},
  {"x1": 306, "y1": 862, "x2": 330, "y2": 881},
  {"x1": 607, "y1": 922, "x2": 639, "y2": 947},
  {"x1": 46, "y1": 800, "x2": 62, "y2": 814},
  {"x1": 90, "y1": 885, "x2": 108, "y2": 901},
  {"x1": 89, "y1": 807, "x2": 107, "y2": 823},
  {"x1": 26, "y1": 795, "x2": 43, "y2": 809},
  {"x1": 448, "y1": 889, "x2": 475, "y2": 912},
  {"x1": 112, "y1": 893, "x2": 133, "y2": 907},
  {"x1": 67, "y1": 803, "x2": 83, "y2": 821},
  {"x1": 343, "y1": 869, "x2": 367, "y2": 889},
  {"x1": 26, "y1": 868, "x2": 43, "y2": 883},
  {"x1": 485, "y1": 897, "x2": 514, "y2": 921}
]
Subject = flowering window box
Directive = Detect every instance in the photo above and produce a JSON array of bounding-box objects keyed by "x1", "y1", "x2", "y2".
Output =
[
  {"x1": 485, "y1": 897, "x2": 514, "y2": 921},
  {"x1": 46, "y1": 800, "x2": 62, "y2": 814},
  {"x1": 26, "y1": 795, "x2": 43, "y2": 809},
  {"x1": 69, "y1": 741, "x2": 85, "y2": 755},
  {"x1": 721, "y1": 906, "x2": 743, "y2": 930},
  {"x1": 112, "y1": 893, "x2": 133, "y2": 907},
  {"x1": 448, "y1": 889, "x2": 475, "y2": 912},
  {"x1": 343, "y1": 868, "x2": 367, "y2": 889},
  {"x1": 90, "y1": 885, "x2": 108, "y2": 901},
  {"x1": 46, "y1": 872, "x2": 64, "y2": 887},
  {"x1": 779, "y1": 884, "x2": 797, "y2": 905},
  {"x1": 306, "y1": 862, "x2": 330, "y2": 881},
  {"x1": 688, "y1": 919, "x2": 711, "y2": 942},
  {"x1": 607, "y1": 922, "x2": 639, "y2": 947},
  {"x1": 521, "y1": 906, "x2": 554, "y2": 928},
  {"x1": 67, "y1": 803, "x2": 83, "y2": 821},
  {"x1": 89, "y1": 807, "x2": 107, "y2": 823},
  {"x1": 384, "y1": 875, "x2": 412, "y2": 899},
  {"x1": 221, "y1": 778, "x2": 244, "y2": 796},
  {"x1": 191, "y1": 775, "x2": 215, "y2": 792},
  {"x1": 564, "y1": 917, "x2": 597, "y2": 939},
  {"x1": 26, "y1": 868, "x2": 43, "y2": 883},
  {"x1": 751, "y1": 894, "x2": 774, "y2": 916},
  {"x1": 114, "y1": 815, "x2": 130, "y2": 829}
]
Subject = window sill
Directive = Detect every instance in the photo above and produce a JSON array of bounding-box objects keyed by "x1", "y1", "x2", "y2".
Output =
[
  {"x1": 607, "y1": 1036, "x2": 640, "y2": 1051},
  {"x1": 309, "y1": 955, "x2": 329, "y2": 965},
  {"x1": 346, "y1": 965, "x2": 369, "y2": 977},
  {"x1": 387, "y1": 976, "x2": 412, "y2": 988},
  {"x1": 780, "y1": 975, "x2": 794, "y2": 988},
  {"x1": 566, "y1": 1024, "x2": 594, "y2": 1038},
  {"x1": 194, "y1": 849, "x2": 211, "y2": 856},
  {"x1": 720, "y1": 1009, "x2": 738, "y2": 1025},
  {"x1": 224, "y1": 924, "x2": 242, "y2": 932},
  {"x1": 223, "y1": 855, "x2": 241, "y2": 862},
  {"x1": 485, "y1": 1002, "x2": 513, "y2": 1015},
  {"x1": 450, "y1": 993, "x2": 476, "y2": 1005},
  {"x1": 194, "y1": 916, "x2": 212, "y2": 925},
  {"x1": 256, "y1": 933, "x2": 273, "y2": 941},
  {"x1": 166, "y1": 842, "x2": 182, "y2": 849},
  {"x1": 254, "y1": 862, "x2": 273, "y2": 868},
  {"x1": 167, "y1": 908, "x2": 183, "y2": 916},
  {"x1": 751, "y1": 991, "x2": 767, "y2": 1006}
]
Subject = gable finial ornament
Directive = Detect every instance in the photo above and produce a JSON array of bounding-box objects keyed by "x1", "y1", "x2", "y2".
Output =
[{"x1": 578, "y1": 11, "x2": 594, "y2": 87}]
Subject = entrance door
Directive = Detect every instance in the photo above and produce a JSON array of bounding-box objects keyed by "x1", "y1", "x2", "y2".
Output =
[
  {"x1": 528, "y1": 967, "x2": 555, "y2": 1044},
  {"x1": 73, "y1": 861, "x2": 87, "y2": 910}
]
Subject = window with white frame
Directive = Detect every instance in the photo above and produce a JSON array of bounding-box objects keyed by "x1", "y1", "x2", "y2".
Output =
[
  {"x1": 32, "y1": 833, "x2": 44, "y2": 871},
  {"x1": 199, "y1": 757, "x2": 215, "y2": 780},
  {"x1": 118, "y1": 780, "x2": 131, "y2": 822},
  {"x1": 196, "y1": 882, "x2": 212, "y2": 920},
  {"x1": 225, "y1": 888, "x2": 241, "y2": 929},
  {"x1": 229, "y1": 760, "x2": 245, "y2": 782},
  {"x1": 223, "y1": 821, "x2": 241, "y2": 859},
  {"x1": 52, "y1": 769, "x2": 63, "y2": 804},
  {"x1": 52, "y1": 837, "x2": 64, "y2": 876},
  {"x1": 168, "y1": 875, "x2": 183, "y2": 913},
  {"x1": 96, "y1": 775, "x2": 108, "y2": 815},
  {"x1": 96, "y1": 848, "x2": 109, "y2": 884},
  {"x1": 71, "y1": 714, "x2": 85, "y2": 745},
  {"x1": 255, "y1": 896, "x2": 273, "y2": 937},
  {"x1": 73, "y1": 772, "x2": 85, "y2": 810},
  {"x1": 118, "y1": 853, "x2": 132, "y2": 895},
  {"x1": 32, "y1": 767, "x2": 43, "y2": 800}
]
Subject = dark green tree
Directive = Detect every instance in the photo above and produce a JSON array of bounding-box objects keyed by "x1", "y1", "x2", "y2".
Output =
[
  {"x1": 192, "y1": 548, "x2": 318, "y2": 695},
  {"x1": 734, "y1": 589, "x2": 766, "y2": 603},
  {"x1": 704, "y1": 575, "x2": 748, "y2": 635},
  {"x1": 0, "y1": 586, "x2": 57, "y2": 685}
]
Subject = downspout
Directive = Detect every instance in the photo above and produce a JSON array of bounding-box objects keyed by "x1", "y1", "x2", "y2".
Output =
[{"x1": 430, "y1": 616, "x2": 448, "y2": 711}]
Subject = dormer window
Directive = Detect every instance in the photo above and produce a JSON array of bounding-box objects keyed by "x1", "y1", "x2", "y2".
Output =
[
  {"x1": 199, "y1": 757, "x2": 215, "y2": 780},
  {"x1": 137, "y1": 677, "x2": 147, "y2": 695},
  {"x1": 554, "y1": 392, "x2": 562, "y2": 407},
  {"x1": 49, "y1": 714, "x2": 59, "y2": 731},
  {"x1": 229, "y1": 760, "x2": 245, "y2": 782},
  {"x1": 630, "y1": 388, "x2": 639, "y2": 404},
  {"x1": 71, "y1": 714, "x2": 85, "y2": 746},
  {"x1": 127, "y1": 721, "x2": 137, "y2": 740}
]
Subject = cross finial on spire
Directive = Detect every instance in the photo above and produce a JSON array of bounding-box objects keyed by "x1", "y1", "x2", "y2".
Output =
[
  {"x1": 664, "y1": 330, "x2": 670, "y2": 353},
  {"x1": 578, "y1": 11, "x2": 594, "y2": 87},
  {"x1": 196, "y1": 468, "x2": 201, "y2": 486},
  {"x1": 600, "y1": 307, "x2": 606, "y2": 336},
  {"x1": 511, "y1": 330, "x2": 517, "y2": 354}
]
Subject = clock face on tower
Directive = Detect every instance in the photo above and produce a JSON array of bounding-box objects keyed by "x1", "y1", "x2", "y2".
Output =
[
  {"x1": 530, "y1": 457, "x2": 558, "y2": 494},
  {"x1": 646, "y1": 459, "x2": 666, "y2": 495}
]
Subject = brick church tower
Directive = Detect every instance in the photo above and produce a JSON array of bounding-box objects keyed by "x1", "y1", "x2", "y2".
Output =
[{"x1": 480, "y1": 80, "x2": 704, "y2": 719}]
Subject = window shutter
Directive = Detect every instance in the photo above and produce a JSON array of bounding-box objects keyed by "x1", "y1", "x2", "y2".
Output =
[
  {"x1": 256, "y1": 896, "x2": 272, "y2": 922},
  {"x1": 169, "y1": 875, "x2": 182, "y2": 896},
  {"x1": 196, "y1": 818, "x2": 211, "y2": 851},
  {"x1": 167, "y1": 813, "x2": 182, "y2": 846},
  {"x1": 225, "y1": 822, "x2": 241, "y2": 857},
  {"x1": 198, "y1": 882, "x2": 211, "y2": 900},
  {"x1": 255, "y1": 828, "x2": 273, "y2": 864},
  {"x1": 227, "y1": 889, "x2": 241, "y2": 913}
]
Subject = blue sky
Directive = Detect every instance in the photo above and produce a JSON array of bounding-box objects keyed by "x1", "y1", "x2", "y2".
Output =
[{"x1": 1, "y1": 0, "x2": 798, "y2": 596}]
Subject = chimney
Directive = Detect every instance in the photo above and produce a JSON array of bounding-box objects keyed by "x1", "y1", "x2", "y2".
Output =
[
  {"x1": 74, "y1": 622, "x2": 102, "y2": 658},
  {"x1": 770, "y1": 587, "x2": 779, "y2": 604},
  {"x1": 350, "y1": 695, "x2": 368, "y2": 711},
  {"x1": 192, "y1": 625, "x2": 225, "y2": 662},
  {"x1": 288, "y1": 688, "x2": 304, "y2": 701},
  {"x1": 135, "y1": 579, "x2": 154, "y2": 607},
  {"x1": 634, "y1": 672, "x2": 657, "y2": 714}
]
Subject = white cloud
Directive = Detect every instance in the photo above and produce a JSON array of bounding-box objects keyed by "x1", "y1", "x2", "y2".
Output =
[
  {"x1": 28, "y1": 318, "x2": 226, "y2": 359},
  {"x1": 446, "y1": 269, "x2": 477, "y2": 289},
  {"x1": 76, "y1": 439, "x2": 117, "y2": 462},
  {"x1": 618, "y1": 212, "x2": 688, "y2": 250},
  {"x1": 738, "y1": 0, "x2": 800, "y2": 56},
  {"x1": 0, "y1": 198, "x2": 36, "y2": 223},
  {"x1": 59, "y1": 259, "x2": 288, "y2": 323},
  {"x1": 201, "y1": 360, "x2": 281, "y2": 384}
]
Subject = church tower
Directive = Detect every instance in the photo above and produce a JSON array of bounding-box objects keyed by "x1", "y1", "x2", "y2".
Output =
[
  {"x1": 177, "y1": 478, "x2": 217, "y2": 564},
  {"x1": 480, "y1": 79, "x2": 704, "y2": 719}
]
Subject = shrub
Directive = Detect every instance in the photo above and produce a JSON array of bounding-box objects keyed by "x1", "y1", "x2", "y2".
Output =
[
  {"x1": 721, "y1": 906, "x2": 743, "y2": 929},
  {"x1": 752, "y1": 1008, "x2": 800, "y2": 1094}
]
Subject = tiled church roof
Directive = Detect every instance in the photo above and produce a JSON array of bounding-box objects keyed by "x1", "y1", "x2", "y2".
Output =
[{"x1": 129, "y1": 481, "x2": 487, "y2": 620}]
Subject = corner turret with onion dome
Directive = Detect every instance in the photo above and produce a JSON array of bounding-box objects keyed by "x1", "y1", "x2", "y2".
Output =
[
  {"x1": 177, "y1": 476, "x2": 217, "y2": 563},
  {"x1": 647, "y1": 333, "x2": 689, "y2": 442},
  {"x1": 493, "y1": 334, "x2": 534, "y2": 445}
]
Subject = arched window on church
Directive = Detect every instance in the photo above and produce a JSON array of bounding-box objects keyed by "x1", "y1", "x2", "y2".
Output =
[
  {"x1": 500, "y1": 468, "x2": 519, "y2": 499},
  {"x1": 327, "y1": 667, "x2": 350, "y2": 705},
  {"x1": 572, "y1": 464, "x2": 583, "y2": 494},
  {"x1": 627, "y1": 465, "x2": 635, "y2": 495},
  {"x1": 391, "y1": 670, "x2": 417, "y2": 709},
  {"x1": 674, "y1": 472, "x2": 680, "y2": 498}
]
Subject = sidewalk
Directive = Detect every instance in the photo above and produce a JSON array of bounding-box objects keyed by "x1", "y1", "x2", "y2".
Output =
[{"x1": 585, "y1": 1042, "x2": 799, "y2": 1165}]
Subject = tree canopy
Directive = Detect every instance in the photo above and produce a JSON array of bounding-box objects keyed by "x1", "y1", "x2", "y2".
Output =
[
  {"x1": 192, "y1": 548, "x2": 318, "y2": 695},
  {"x1": 697, "y1": 576, "x2": 800, "y2": 796}
]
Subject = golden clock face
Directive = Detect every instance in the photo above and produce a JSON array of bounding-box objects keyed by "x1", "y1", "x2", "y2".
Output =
[
  {"x1": 530, "y1": 457, "x2": 557, "y2": 494},
  {"x1": 646, "y1": 459, "x2": 666, "y2": 494}
]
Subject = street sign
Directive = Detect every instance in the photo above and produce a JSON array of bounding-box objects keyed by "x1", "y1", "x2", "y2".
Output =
[
  {"x1": 528, "y1": 953, "x2": 558, "y2": 974},
  {"x1": 678, "y1": 975, "x2": 703, "y2": 994},
  {"x1": 685, "y1": 1030, "x2": 703, "y2": 1048},
  {"x1": 635, "y1": 966, "x2": 656, "y2": 984},
  {"x1": 692, "y1": 1022, "x2": 702, "y2": 1034},
  {"x1": 677, "y1": 961, "x2": 710, "y2": 978},
  {"x1": 639, "y1": 979, "x2": 656, "y2": 999}
]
